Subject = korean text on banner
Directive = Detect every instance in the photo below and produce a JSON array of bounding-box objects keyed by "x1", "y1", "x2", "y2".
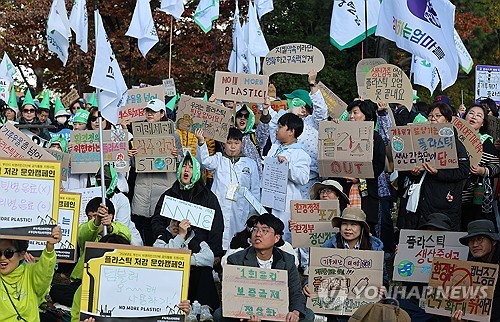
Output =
[
  {"x1": 451, "y1": 116, "x2": 483, "y2": 167},
  {"x1": 262, "y1": 43, "x2": 325, "y2": 75},
  {"x1": 316, "y1": 82, "x2": 347, "y2": 119},
  {"x1": 119, "y1": 84, "x2": 165, "y2": 122},
  {"x1": 0, "y1": 122, "x2": 56, "y2": 161},
  {"x1": 356, "y1": 58, "x2": 387, "y2": 99},
  {"x1": 261, "y1": 157, "x2": 288, "y2": 212}
]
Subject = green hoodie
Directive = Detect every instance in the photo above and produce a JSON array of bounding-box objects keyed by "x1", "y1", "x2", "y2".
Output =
[
  {"x1": 235, "y1": 104, "x2": 255, "y2": 134},
  {"x1": 0, "y1": 249, "x2": 56, "y2": 322},
  {"x1": 177, "y1": 152, "x2": 201, "y2": 190}
]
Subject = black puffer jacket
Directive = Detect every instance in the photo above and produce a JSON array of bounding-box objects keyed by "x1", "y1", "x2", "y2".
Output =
[{"x1": 151, "y1": 180, "x2": 224, "y2": 258}]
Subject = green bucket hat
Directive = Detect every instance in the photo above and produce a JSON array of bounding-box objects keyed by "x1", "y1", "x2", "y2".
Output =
[
  {"x1": 48, "y1": 135, "x2": 69, "y2": 153},
  {"x1": 284, "y1": 89, "x2": 313, "y2": 108},
  {"x1": 39, "y1": 89, "x2": 51, "y2": 110},
  {"x1": 459, "y1": 220, "x2": 500, "y2": 246},
  {"x1": 74, "y1": 109, "x2": 90, "y2": 124}
]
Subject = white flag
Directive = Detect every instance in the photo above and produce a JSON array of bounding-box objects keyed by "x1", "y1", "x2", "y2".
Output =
[
  {"x1": 160, "y1": 0, "x2": 184, "y2": 20},
  {"x1": 69, "y1": 0, "x2": 88, "y2": 53},
  {"x1": 454, "y1": 29, "x2": 473, "y2": 74},
  {"x1": 194, "y1": 0, "x2": 219, "y2": 33},
  {"x1": 47, "y1": 0, "x2": 71, "y2": 66},
  {"x1": 248, "y1": 0, "x2": 269, "y2": 57},
  {"x1": 126, "y1": 0, "x2": 159, "y2": 58},
  {"x1": 90, "y1": 10, "x2": 128, "y2": 125},
  {"x1": 0, "y1": 53, "x2": 16, "y2": 82},
  {"x1": 330, "y1": 0, "x2": 380, "y2": 50},
  {"x1": 228, "y1": 3, "x2": 248, "y2": 73},
  {"x1": 254, "y1": 0, "x2": 273, "y2": 19},
  {"x1": 411, "y1": 55, "x2": 439, "y2": 95},
  {"x1": 376, "y1": 0, "x2": 458, "y2": 90},
  {"x1": 243, "y1": 20, "x2": 261, "y2": 74}
]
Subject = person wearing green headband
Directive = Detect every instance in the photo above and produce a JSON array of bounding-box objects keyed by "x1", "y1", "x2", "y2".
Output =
[
  {"x1": 73, "y1": 108, "x2": 90, "y2": 131},
  {"x1": 151, "y1": 152, "x2": 224, "y2": 310},
  {"x1": 95, "y1": 164, "x2": 143, "y2": 246}
]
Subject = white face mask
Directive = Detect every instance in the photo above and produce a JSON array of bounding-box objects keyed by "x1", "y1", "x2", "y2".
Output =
[{"x1": 56, "y1": 116, "x2": 67, "y2": 124}]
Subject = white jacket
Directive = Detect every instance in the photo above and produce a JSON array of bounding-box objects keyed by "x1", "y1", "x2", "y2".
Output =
[
  {"x1": 266, "y1": 142, "x2": 311, "y2": 242},
  {"x1": 197, "y1": 142, "x2": 261, "y2": 250},
  {"x1": 153, "y1": 230, "x2": 214, "y2": 267},
  {"x1": 110, "y1": 192, "x2": 143, "y2": 246}
]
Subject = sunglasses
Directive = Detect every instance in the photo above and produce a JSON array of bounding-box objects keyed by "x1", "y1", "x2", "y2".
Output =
[
  {"x1": 23, "y1": 109, "x2": 35, "y2": 113},
  {"x1": 236, "y1": 113, "x2": 249, "y2": 119},
  {"x1": 89, "y1": 116, "x2": 98, "y2": 122},
  {"x1": 0, "y1": 248, "x2": 19, "y2": 259}
]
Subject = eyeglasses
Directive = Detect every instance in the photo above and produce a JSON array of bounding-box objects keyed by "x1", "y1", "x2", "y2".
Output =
[
  {"x1": 0, "y1": 249, "x2": 19, "y2": 259},
  {"x1": 319, "y1": 188, "x2": 336, "y2": 195},
  {"x1": 236, "y1": 113, "x2": 249, "y2": 119},
  {"x1": 23, "y1": 109, "x2": 35, "y2": 113},
  {"x1": 467, "y1": 112, "x2": 484, "y2": 120},
  {"x1": 250, "y1": 226, "x2": 272, "y2": 235},
  {"x1": 428, "y1": 114, "x2": 443, "y2": 119},
  {"x1": 468, "y1": 236, "x2": 486, "y2": 245}
]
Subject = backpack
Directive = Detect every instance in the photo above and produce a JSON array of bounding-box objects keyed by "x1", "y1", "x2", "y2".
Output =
[{"x1": 348, "y1": 299, "x2": 411, "y2": 322}]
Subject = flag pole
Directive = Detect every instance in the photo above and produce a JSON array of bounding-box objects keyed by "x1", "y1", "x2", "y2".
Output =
[
  {"x1": 213, "y1": 20, "x2": 217, "y2": 75},
  {"x1": 168, "y1": 16, "x2": 173, "y2": 78},
  {"x1": 362, "y1": 0, "x2": 368, "y2": 59}
]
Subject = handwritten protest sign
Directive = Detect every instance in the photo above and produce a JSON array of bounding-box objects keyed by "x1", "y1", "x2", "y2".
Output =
[
  {"x1": 162, "y1": 78, "x2": 176, "y2": 97},
  {"x1": 176, "y1": 94, "x2": 232, "y2": 142},
  {"x1": 0, "y1": 122, "x2": 56, "y2": 160},
  {"x1": 307, "y1": 248, "x2": 383, "y2": 316},
  {"x1": 425, "y1": 258, "x2": 499, "y2": 321},
  {"x1": 70, "y1": 129, "x2": 129, "y2": 173},
  {"x1": 262, "y1": 43, "x2": 325, "y2": 75},
  {"x1": 45, "y1": 148, "x2": 70, "y2": 181},
  {"x1": 132, "y1": 121, "x2": 177, "y2": 173},
  {"x1": 451, "y1": 116, "x2": 483, "y2": 167},
  {"x1": 28, "y1": 193, "x2": 80, "y2": 262},
  {"x1": 317, "y1": 82, "x2": 347, "y2": 119},
  {"x1": 222, "y1": 265, "x2": 288, "y2": 321},
  {"x1": 364, "y1": 64, "x2": 414, "y2": 111},
  {"x1": 80, "y1": 242, "x2": 190, "y2": 321},
  {"x1": 356, "y1": 58, "x2": 387, "y2": 99},
  {"x1": 49, "y1": 128, "x2": 71, "y2": 143},
  {"x1": 0, "y1": 80, "x2": 10, "y2": 103},
  {"x1": 61, "y1": 88, "x2": 79, "y2": 109},
  {"x1": 475, "y1": 65, "x2": 500, "y2": 104},
  {"x1": 0, "y1": 158, "x2": 61, "y2": 241},
  {"x1": 318, "y1": 121, "x2": 374, "y2": 178},
  {"x1": 389, "y1": 123, "x2": 458, "y2": 171},
  {"x1": 68, "y1": 187, "x2": 101, "y2": 225},
  {"x1": 271, "y1": 100, "x2": 288, "y2": 112},
  {"x1": 393, "y1": 230, "x2": 468, "y2": 283},
  {"x1": 214, "y1": 71, "x2": 269, "y2": 103},
  {"x1": 487, "y1": 116, "x2": 500, "y2": 140},
  {"x1": 290, "y1": 200, "x2": 340, "y2": 248},
  {"x1": 119, "y1": 85, "x2": 165, "y2": 122},
  {"x1": 160, "y1": 196, "x2": 215, "y2": 230},
  {"x1": 261, "y1": 157, "x2": 288, "y2": 212}
]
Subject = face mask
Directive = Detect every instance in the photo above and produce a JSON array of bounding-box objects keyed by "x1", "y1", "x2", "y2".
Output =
[{"x1": 56, "y1": 116, "x2": 67, "y2": 124}]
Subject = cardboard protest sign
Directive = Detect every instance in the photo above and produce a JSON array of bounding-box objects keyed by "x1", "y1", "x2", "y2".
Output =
[
  {"x1": 45, "y1": 149, "x2": 70, "y2": 181},
  {"x1": 119, "y1": 85, "x2": 165, "y2": 122},
  {"x1": 425, "y1": 258, "x2": 499, "y2": 321},
  {"x1": 307, "y1": 248, "x2": 384, "y2": 316},
  {"x1": 160, "y1": 196, "x2": 215, "y2": 230},
  {"x1": 28, "y1": 192, "x2": 80, "y2": 262},
  {"x1": 20, "y1": 128, "x2": 50, "y2": 148},
  {"x1": 70, "y1": 129, "x2": 129, "y2": 173},
  {"x1": 0, "y1": 122, "x2": 56, "y2": 160},
  {"x1": 80, "y1": 242, "x2": 190, "y2": 321},
  {"x1": 317, "y1": 82, "x2": 348, "y2": 119},
  {"x1": 356, "y1": 58, "x2": 387, "y2": 99},
  {"x1": 214, "y1": 71, "x2": 269, "y2": 103},
  {"x1": 0, "y1": 80, "x2": 10, "y2": 103},
  {"x1": 475, "y1": 65, "x2": 500, "y2": 104},
  {"x1": 271, "y1": 100, "x2": 288, "y2": 112},
  {"x1": 176, "y1": 94, "x2": 232, "y2": 142},
  {"x1": 132, "y1": 121, "x2": 177, "y2": 173},
  {"x1": 68, "y1": 187, "x2": 101, "y2": 225},
  {"x1": 49, "y1": 128, "x2": 71, "y2": 143},
  {"x1": 290, "y1": 200, "x2": 340, "y2": 248},
  {"x1": 364, "y1": 64, "x2": 414, "y2": 111},
  {"x1": 318, "y1": 121, "x2": 375, "y2": 178},
  {"x1": 61, "y1": 88, "x2": 79, "y2": 109},
  {"x1": 393, "y1": 230, "x2": 468, "y2": 283},
  {"x1": 261, "y1": 157, "x2": 288, "y2": 212},
  {"x1": 451, "y1": 116, "x2": 483, "y2": 167},
  {"x1": 487, "y1": 116, "x2": 500, "y2": 140},
  {"x1": 162, "y1": 78, "x2": 176, "y2": 97},
  {"x1": 389, "y1": 123, "x2": 459, "y2": 171},
  {"x1": 262, "y1": 43, "x2": 325, "y2": 76},
  {"x1": 222, "y1": 265, "x2": 289, "y2": 321},
  {"x1": 0, "y1": 158, "x2": 61, "y2": 241}
]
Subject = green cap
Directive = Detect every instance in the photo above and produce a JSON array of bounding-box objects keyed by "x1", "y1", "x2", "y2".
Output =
[
  {"x1": 22, "y1": 89, "x2": 35, "y2": 107},
  {"x1": 284, "y1": 89, "x2": 312, "y2": 108},
  {"x1": 7, "y1": 85, "x2": 18, "y2": 113},
  {"x1": 74, "y1": 108, "x2": 90, "y2": 124},
  {"x1": 88, "y1": 92, "x2": 98, "y2": 107},
  {"x1": 166, "y1": 96, "x2": 176, "y2": 111},
  {"x1": 39, "y1": 89, "x2": 51, "y2": 110},
  {"x1": 54, "y1": 96, "x2": 70, "y2": 117},
  {"x1": 48, "y1": 135, "x2": 69, "y2": 153}
]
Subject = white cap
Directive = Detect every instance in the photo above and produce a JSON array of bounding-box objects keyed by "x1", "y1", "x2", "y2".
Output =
[{"x1": 144, "y1": 99, "x2": 165, "y2": 112}]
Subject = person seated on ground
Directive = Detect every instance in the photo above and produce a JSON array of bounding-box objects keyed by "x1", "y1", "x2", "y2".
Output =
[
  {"x1": 451, "y1": 220, "x2": 500, "y2": 322},
  {"x1": 215, "y1": 213, "x2": 314, "y2": 322},
  {"x1": 49, "y1": 198, "x2": 131, "y2": 307},
  {"x1": 71, "y1": 233, "x2": 191, "y2": 322},
  {"x1": 0, "y1": 226, "x2": 61, "y2": 322}
]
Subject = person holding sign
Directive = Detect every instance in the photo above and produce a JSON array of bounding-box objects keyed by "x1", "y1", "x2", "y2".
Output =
[
  {"x1": 461, "y1": 104, "x2": 500, "y2": 231},
  {"x1": 0, "y1": 226, "x2": 61, "y2": 322}
]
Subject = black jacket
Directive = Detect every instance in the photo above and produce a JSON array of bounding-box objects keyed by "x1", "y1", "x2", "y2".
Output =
[{"x1": 151, "y1": 180, "x2": 224, "y2": 258}]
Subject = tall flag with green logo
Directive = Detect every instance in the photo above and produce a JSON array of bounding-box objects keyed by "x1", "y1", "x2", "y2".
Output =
[{"x1": 47, "y1": 0, "x2": 71, "y2": 66}]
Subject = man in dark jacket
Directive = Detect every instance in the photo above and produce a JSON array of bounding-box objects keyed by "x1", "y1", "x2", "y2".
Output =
[{"x1": 214, "y1": 213, "x2": 314, "y2": 322}]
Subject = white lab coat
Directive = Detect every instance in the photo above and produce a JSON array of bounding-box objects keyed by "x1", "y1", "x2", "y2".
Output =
[
  {"x1": 197, "y1": 142, "x2": 261, "y2": 250},
  {"x1": 110, "y1": 192, "x2": 143, "y2": 246}
]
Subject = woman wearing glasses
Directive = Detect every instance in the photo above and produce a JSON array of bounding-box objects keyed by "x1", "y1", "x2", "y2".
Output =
[{"x1": 461, "y1": 104, "x2": 500, "y2": 230}]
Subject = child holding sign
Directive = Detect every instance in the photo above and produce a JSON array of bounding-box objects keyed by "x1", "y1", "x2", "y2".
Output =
[{"x1": 195, "y1": 127, "x2": 261, "y2": 250}]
